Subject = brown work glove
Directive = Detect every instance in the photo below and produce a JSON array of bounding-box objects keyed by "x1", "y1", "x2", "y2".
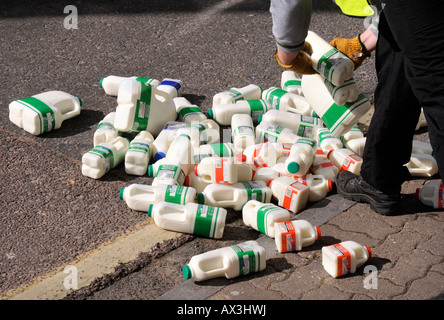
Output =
[
  {"x1": 329, "y1": 35, "x2": 371, "y2": 70},
  {"x1": 275, "y1": 41, "x2": 316, "y2": 75}
]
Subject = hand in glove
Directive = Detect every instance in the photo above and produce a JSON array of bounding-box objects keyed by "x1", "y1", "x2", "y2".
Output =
[
  {"x1": 329, "y1": 35, "x2": 371, "y2": 70},
  {"x1": 275, "y1": 42, "x2": 316, "y2": 75}
]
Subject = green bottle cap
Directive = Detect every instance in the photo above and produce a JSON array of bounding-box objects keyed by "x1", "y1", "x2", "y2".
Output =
[
  {"x1": 208, "y1": 109, "x2": 213, "y2": 119},
  {"x1": 119, "y1": 187, "x2": 125, "y2": 200},
  {"x1": 147, "y1": 204, "x2": 154, "y2": 217},
  {"x1": 287, "y1": 162, "x2": 300, "y2": 174},
  {"x1": 182, "y1": 265, "x2": 192, "y2": 280}
]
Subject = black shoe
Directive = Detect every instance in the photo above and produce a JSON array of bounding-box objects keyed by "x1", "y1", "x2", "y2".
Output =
[{"x1": 335, "y1": 171, "x2": 403, "y2": 216}]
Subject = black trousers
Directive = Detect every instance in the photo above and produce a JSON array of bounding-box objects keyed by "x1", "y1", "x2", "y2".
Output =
[{"x1": 361, "y1": 0, "x2": 444, "y2": 194}]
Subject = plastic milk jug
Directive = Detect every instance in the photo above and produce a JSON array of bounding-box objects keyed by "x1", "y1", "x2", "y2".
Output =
[
  {"x1": 124, "y1": 130, "x2": 154, "y2": 176},
  {"x1": 317, "y1": 127, "x2": 343, "y2": 153},
  {"x1": 99, "y1": 75, "x2": 160, "y2": 96},
  {"x1": 412, "y1": 140, "x2": 434, "y2": 155},
  {"x1": 197, "y1": 181, "x2": 272, "y2": 211},
  {"x1": 9, "y1": 91, "x2": 81, "y2": 136},
  {"x1": 406, "y1": 153, "x2": 438, "y2": 177},
  {"x1": 148, "y1": 159, "x2": 186, "y2": 187},
  {"x1": 268, "y1": 176, "x2": 310, "y2": 214},
  {"x1": 185, "y1": 171, "x2": 211, "y2": 193},
  {"x1": 255, "y1": 121, "x2": 300, "y2": 144},
  {"x1": 209, "y1": 99, "x2": 271, "y2": 125},
  {"x1": 310, "y1": 148, "x2": 338, "y2": 179},
  {"x1": 212, "y1": 84, "x2": 262, "y2": 105},
  {"x1": 262, "y1": 87, "x2": 313, "y2": 116},
  {"x1": 305, "y1": 30, "x2": 355, "y2": 86},
  {"x1": 194, "y1": 156, "x2": 254, "y2": 184},
  {"x1": 321, "y1": 77, "x2": 359, "y2": 106},
  {"x1": 242, "y1": 142, "x2": 280, "y2": 169},
  {"x1": 259, "y1": 109, "x2": 323, "y2": 139},
  {"x1": 285, "y1": 137, "x2": 317, "y2": 176},
  {"x1": 120, "y1": 183, "x2": 196, "y2": 212},
  {"x1": 182, "y1": 240, "x2": 266, "y2": 282},
  {"x1": 340, "y1": 125, "x2": 364, "y2": 144},
  {"x1": 164, "y1": 134, "x2": 194, "y2": 175},
  {"x1": 274, "y1": 220, "x2": 321, "y2": 253},
  {"x1": 176, "y1": 120, "x2": 220, "y2": 150},
  {"x1": 322, "y1": 241, "x2": 372, "y2": 278},
  {"x1": 94, "y1": 112, "x2": 119, "y2": 147},
  {"x1": 173, "y1": 97, "x2": 207, "y2": 124},
  {"x1": 253, "y1": 167, "x2": 287, "y2": 184},
  {"x1": 114, "y1": 79, "x2": 176, "y2": 136},
  {"x1": 156, "y1": 78, "x2": 182, "y2": 99},
  {"x1": 82, "y1": 136, "x2": 129, "y2": 179},
  {"x1": 416, "y1": 179, "x2": 444, "y2": 209},
  {"x1": 148, "y1": 202, "x2": 227, "y2": 239},
  {"x1": 294, "y1": 174, "x2": 333, "y2": 202},
  {"x1": 281, "y1": 70, "x2": 303, "y2": 95},
  {"x1": 344, "y1": 137, "x2": 366, "y2": 157},
  {"x1": 302, "y1": 74, "x2": 371, "y2": 138},
  {"x1": 242, "y1": 200, "x2": 291, "y2": 238},
  {"x1": 231, "y1": 113, "x2": 255, "y2": 153},
  {"x1": 327, "y1": 148, "x2": 363, "y2": 174},
  {"x1": 193, "y1": 143, "x2": 235, "y2": 164},
  {"x1": 152, "y1": 121, "x2": 189, "y2": 161}
]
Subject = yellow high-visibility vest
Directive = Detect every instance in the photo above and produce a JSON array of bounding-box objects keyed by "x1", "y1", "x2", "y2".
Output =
[{"x1": 334, "y1": 0, "x2": 375, "y2": 17}]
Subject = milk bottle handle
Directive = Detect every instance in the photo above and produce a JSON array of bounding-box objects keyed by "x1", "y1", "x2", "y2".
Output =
[
  {"x1": 60, "y1": 98, "x2": 81, "y2": 121},
  {"x1": 153, "y1": 86, "x2": 171, "y2": 102}
]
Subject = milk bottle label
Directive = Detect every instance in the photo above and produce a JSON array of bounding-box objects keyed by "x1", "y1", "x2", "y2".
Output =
[
  {"x1": 247, "y1": 100, "x2": 269, "y2": 121},
  {"x1": 242, "y1": 181, "x2": 269, "y2": 202},
  {"x1": 324, "y1": 243, "x2": 352, "y2": 277},
  {"x1": 317, "y1": 48, "x2": 345, "y2": 83},
  {"x1": 214, "y1": 158, "x2": 231, "y2": 183},
  {"x1": 260, "y1": 123, "x2": 284, "y2": 142},
  {"x1": 282, "y1": 181, "x2": 306, "y2": 212},
  {"x1": 159, "y1": 79, "x2": 182, "y2": 93},
  {"x1": 250, "y1": 144, "x2": 268, "y2": 168},
  {"x1": 283, "y1": 79, "x2": 301, "y2": 91},
  {"x1": 16, "y1": 97, "x2": 56, "y2": 134},
  {"x1": 225, "y1": 89, "x2": 243, "y2": 103},
  {"x1": 340, "y1": 154, "x2": 362, "y2": 172},
  {"x1": 256, "y1": 204, "x2": 282, "y2": 235},
  {"x1": 156, "y1": 164, "x2": 185, "y2": 185},
  {"x1": 193, "y1": 144, "x2": 233, "y2": 163},
  {"x1": 178, "y1": 106, "x2": 202, "y2": 122},
  {"x1": 164, "y1": 185, "x2": 188, "y2": 204},
  {"x1": 310, "y1": 160, "x2": 336, "y2": 173},
  {"x1": 438, "y1": 184, "x2": 444, "y2": 208},
  {"x1": 128, "y1": 141, "x2": 151, "y2": 155},
  {"x1": 280, "y1": 143, "x2": 293, "y2": 157},
  {"x1": 88, "y1": 145, "x2": 114, "y2": 172},
  {"x1": 296, "y1": 137, "x2": 316, "y2": 149},
  {"x1": 97, "y1": 121, "x2": 116, "y2": 131},
  {"x1": 263, "y1": 88, "x2": 287, "y2": 110},
  {"x1": 278, "y1": 221, "x2": 297, "y2": 253},
  {"x1": 233, "y1": 126, "x2": 254, "y2": 137},
  {"x1": 231, "y1": 242, "x2": 262, "y2": 276},
  {"x1": 193, "y1": 204, "x2": 223, "y2": 238},
  {"x1": 297, "y1": 115, "x2": 316, "y2": 137},
  {"x1": 132, "y1": 82, "x2": 152, "y2": 132}
]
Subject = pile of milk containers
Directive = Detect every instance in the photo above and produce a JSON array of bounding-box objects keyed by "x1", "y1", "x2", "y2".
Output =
[{"x1": 8, "y1": 31, "x2": 441, "y2": 281}]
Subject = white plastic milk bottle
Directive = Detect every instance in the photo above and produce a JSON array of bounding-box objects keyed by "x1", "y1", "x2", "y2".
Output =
[
  {"x1": 193, "y1": 143, "x2": 235, "y2": 163},
  {"x1": 262, "y1": 87, "x2": 313, "y2": 116},
  {"x1": 259, "y1": 109, "x2": 324, "y2": 139},
  {"x1": 285, "y1": 137, "x2": 317, "y2": 176},
  {"x1": 322, "y1": 77, "x2": 359, "y2": 106},
  {"x1": 317, "y1": 127, "x2": 343, "y2": 154},
  {"x1": 197, "y1": 181, "x2": 272, "y2": 211},
  {"x1": 176, "y1": 120, "x2": 220, "y2": 150},
  {"x1": 412, "y1": 140, "x2": 434, "y2": 155},
  {"x1": 148, "y1": 159, "x2": 186, "y2": 187},
  {"x1": 243, "y1": 142, "x2": 280, "y2": 169},
  {"x1": 310, "y1": 148, "x2": 339, "y2": 180},
  {"x1": 124, "y1": 130, "x2": 154, "y2": 176},
  {"x1": 253, "y1": 167, "x2": 287, "y2": 184},
  {"x1": 212, "y1": 84, "x2": 262, "y2": 105},
  {"x1": 255, "y1": 121, "x2": 300, "y2": 144},
  {"x1": 194, "y1": 156, "x2": 254, "y2": 184},
  {"x1": 242, "y1": 200, "x2": 291, "y2": 238},
  {"x1": 274, "y1": 220, "x2": 321, "y2": 253},
  {"x1": 185, "y1": 172, "x2": 211, "y2": 193},
  {"x1": 119, "y1": 183, "x2": 196, "y2": 212},
  {"x1": 327, "y1": 148, "x2": 363, "y2": 174},
  {"x1": 344, "y1": 137, "x2": 366, "y2": 157},
  {"x1": 173, "y1": 97, "x2": 207, "y2": 124},
  {"x1": 163, "y1": 134, "x2": 194, "y2": 175},
  {"x1": 182, "y1": 240, "x2": 266, "y2": 282},
  {"x1": 294, "y1": 174, "x2": 333, "y2": 202},
  {"x1": 268, "y1": 176, "x2": 310, "y2": 214},
  {"x1": 99, "y1": 75, "x2": 160, "y2": 96},
  {"x1": 305, "y1": 30, "x2": 355, "y2": 86},
  {"x1": 114, "y1": 79, "x2": 176, "y2": 136},
  {"x1": 82, "y1": 136, "x2": 129, "y2": 179},
  {"x1": 231, "y1": 113, "x2": 255, "y2": 153},
  {"x1": 322, "y1": 241, "x2": 372, "y2": 278},
  {"x1": 148, "y1": 201, "x2": 227, "y2": 239},
  {"x1": 156, "y1": 78, "x2": 183, "y2": 99},
  {"x1": 416, "y1": 179, "x2": 444, "y2": 209},
  {"x1": 406, "y1": 153, "x2": 439, "y2": 177},
  {"x1": 281, "y1": 70, "x2": 303, "y2": 95},
  {"x1": 209, "y1": 99, "x2": 271, "y2": 125},
  {"x1": 340, "y1": 125, "x2": 364, "y2": 144},
  {"x1": 9, "y1": 91, "x2": 81, "y2": 136},
  {"x1": 94, "y1": 112, "x2": 119, "y2": 147},
  {"x1": 302, "y1": 74, "x2": 371, "y2": 138},
  {"x1": 152, "y1": 121, "x2": 189, "y2": 161}
]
